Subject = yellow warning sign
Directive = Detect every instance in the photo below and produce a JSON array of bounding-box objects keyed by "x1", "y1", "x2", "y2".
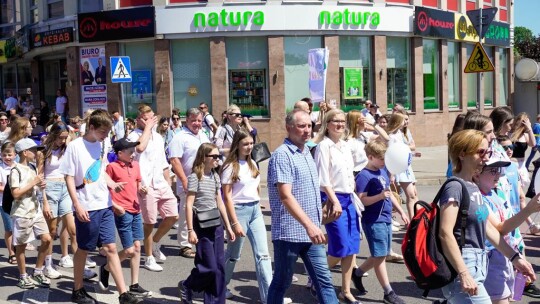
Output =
[{"x1": 464, "y1": 42, "x2": 495, "y2": 73}]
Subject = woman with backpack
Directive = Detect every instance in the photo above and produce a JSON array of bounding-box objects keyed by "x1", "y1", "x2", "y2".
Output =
[{"x1": 439, "y1": 129, "x2": 535, "y2": 303}]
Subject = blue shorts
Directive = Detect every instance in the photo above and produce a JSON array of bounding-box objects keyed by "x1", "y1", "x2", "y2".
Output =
[
  {"x1": 0, "y1": 206, "x2": 12, "y2": 232},
  {"x1": 362, "y1": 222, "x2": 391, "y2": 257},
  {"x1": 45, "y1": 181, "x2": 73, "y2": 218},
  {"x1": 75, "y1": 207, "x2": 116, "y2": 251},
  {"x1": 485, "y1": 249, "x2": 514, "y2": 301},
  {"x1": 115, "y1": 211, "x2": 144, "y2": 249}
]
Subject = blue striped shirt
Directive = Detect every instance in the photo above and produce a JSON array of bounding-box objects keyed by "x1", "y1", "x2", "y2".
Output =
[{"x1": 267, "y1": 139, "x2": 321, "y2": 243}]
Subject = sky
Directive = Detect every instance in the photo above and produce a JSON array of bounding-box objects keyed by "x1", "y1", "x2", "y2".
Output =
[{"x1": 514, "y1": 0, "x2": 540, "y2": 36}]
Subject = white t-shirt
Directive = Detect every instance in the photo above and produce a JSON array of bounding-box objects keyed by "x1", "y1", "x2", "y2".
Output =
[
  {"x1": 221, "y1": 159, "x2": 261, "y2": 204},
  {"x1": 59, "y1": 137, "x2": 112, "y2": 211},
  {"x1": 56, "y1": 96, "x2": 67, "y2": 114},
  {"x1": 346, "y1": 132, "x2": 375, "y2": 172},
  {"x1": 314, "y1": 137, "x2": 355, "y2": 194},
  {"x1": 202, "y1": 113, "x2": 216, "y2": 140},
  {"x1": 44, "y1": 149, "x2": 65, "y2": 179},
  {"x1": 0, "y1": 162, "x2": 14, "y2": 207},
  {"x1": 168, "y1": 127, "x2": 210, "y2": 194},
  {"x1": 113, "y1": 116, "x2": 125, "y2": 140},
  {"x1": 128, "y1": 129, "x2": 169, "y2": 189}
]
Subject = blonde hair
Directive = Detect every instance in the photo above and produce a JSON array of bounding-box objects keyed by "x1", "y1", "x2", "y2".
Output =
[
  {"x1": 138, "y1": 104, "x2": 152, "y2": 115},
  {"x1": 345, "y1": 110, "x2": 365, "y2": 140},
  {"x1": 448, "y1": 129, "x2": 485, "y2": 174},
  {"x1": 364, "y1": 139, "x2": 387, "y2": 159},
  {"x1": 510, "y1": 112, "x2": 530, "y2": 142},
  {"x1": 192, "y1": 143, "x2": 219, "y2": 181},
  {"x1": 314, "y1": 109, "x2": 345, "y2": 144},
  {"x1": 386, "y1": 113, "x2": 406, "y2": 134},
  {"x1": 221, "y1": 130, "x2": 259, "y2": 183}
]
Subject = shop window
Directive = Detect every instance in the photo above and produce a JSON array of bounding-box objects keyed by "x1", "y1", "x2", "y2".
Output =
[
  {"x1": 498, "y1": 48, "x2": 508, "y2": 105},
  {"x1": 483, "y1": 46, "x2": 494, "y2": 107},
  {"x1": 48, "y1": 0, "x2": 63, "y2": 19},
  {"x1": 171, "y1": 39, "x2": 211, "y2": 116},
  {"x1": 30, "y1": 0, "x2": 38, "y2": 23},
  {"x1": 226, "y1": 37, "x2": 269, "y2": 117},
  {"x1": 0, "y1": 0, "x2": 19, "y2": 39},
  {"x1": 465, "y1": 44, "x2": 477, "y2": 108},
  {"x1": 284, "y1": 36, "x2": 323, "y2": 112},
  {"x1": 386, "y1": 37, "x2": 411, "y2": 110},
  {"x1": 339, "y1": 36, "x2": 372, "y2": 111},
  {"x1": 120, "y1": 0, "x2": 152, "y2": 7},
  {"x1": 423, "y1": 39, "x2": 440, "y2": 110},
  {"x1": 123, "y1": 41, "x2": 155, "y2": 117},
  {"x1": 79, "y1": 0, "x2": 103, "y2": 13},
  {"x1": 447, "y1": 42, "x2": 460, "y2": 109}
]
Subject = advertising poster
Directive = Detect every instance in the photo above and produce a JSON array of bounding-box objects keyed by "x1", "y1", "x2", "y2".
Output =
[
  {"x1": 308, "y1": 47, "x2": 329, "y2": 102},
  {"x1": 131, "y1": 70, "x2": 152, "y2": 104},
  {"x1": 80, "y1": 46, "x2": 107, "y2": 112},
  {"x1": 343, "y1": 68, "x2": 363, "y2": 99}
]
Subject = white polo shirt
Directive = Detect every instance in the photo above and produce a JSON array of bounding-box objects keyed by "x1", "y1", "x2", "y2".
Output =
[
  {"x1": 128, "y1": 129, "x2": 169, "y2": 189},
  {"x1": 169, "y1": 126, "x2": 210, "y2": 194}
]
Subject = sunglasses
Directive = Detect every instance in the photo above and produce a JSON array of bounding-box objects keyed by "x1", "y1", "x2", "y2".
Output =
[
  {"x1": 206, "y1": 154, "x2": 221, "y2": 160},
  {"x1": 229, "y1": 113, "x2": 242, "y2": 118},
  {"x1": 482, "y1": 167, "x2": 502, "y2": 176},
  {"x1": 502, "y1": 144, "x2": 514, "y2": 151},
  {"x1": 476, "y1": 149, "x2": 493, "y2": 158},
  {"x1": 172, "y1": 117, "x2": 180, "y2": 120},
  {"x1": 30, "y1": 119, "x2": 37, "y2": 122},
  {"x1": 199, "y1": 106, "x2": 207, "y2": 110}
]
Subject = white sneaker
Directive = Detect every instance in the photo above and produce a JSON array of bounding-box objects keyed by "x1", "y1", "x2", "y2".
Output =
[
  {"x1": 392, "y1": 225, "x2": 400, "y2": 232},
  {"x1": 83, "y1": 267, "x2": 97, "y2": 280},
  {"x1": 392, "y1": 219, "x2": 401, "y2": 227},
  {"x1": 225, "y1": 289, "x2": 234, "y2": 299},
  {"x1": 291, "y1": 275, "x2": 298, "y2": 282},
  {"x1": 43, "y1": 266, "x2": 62, "y2": 279},
  {"x1": 144, "y1": 256, "x2": 163, "y2": 272},
  {"x1": 362, "y1": 272, "x2": 369, "y2": 277},
  {"x1": 173, "y1": 223, "x2": 179, "y2": 229},
  {"x1": 152, "y1": 243, "x2": 166, "y2": 262},
  {"x1": 283, "y1": 297, "x2": 293, "y2": 304},
  {"x1": 85, "y1": 258, "x2": 96, "y2": 268},
  {"x1": 59, "y1": 255, "x2": 74, "y2": 268}
]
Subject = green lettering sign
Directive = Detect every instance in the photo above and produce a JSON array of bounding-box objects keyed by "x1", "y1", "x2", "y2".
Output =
[
  {"x1": 193, "y1": 10, "x2": 264, "y2": 27},
  {"x1": 319, "y1": 10, "x2": 380, "y2": 26}
]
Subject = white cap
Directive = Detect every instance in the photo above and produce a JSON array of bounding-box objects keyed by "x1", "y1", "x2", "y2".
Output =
[
  {"x1": 484, "y1": 158, "x2": 511, "y2": 168},
  {"x1": 15, "y1": 138, "x2": 38, "y2": 153}
]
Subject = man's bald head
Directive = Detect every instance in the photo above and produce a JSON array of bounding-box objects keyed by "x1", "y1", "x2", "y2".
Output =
[{"x1": 293, "y1": 100, "x2": 310, "y2": 113}]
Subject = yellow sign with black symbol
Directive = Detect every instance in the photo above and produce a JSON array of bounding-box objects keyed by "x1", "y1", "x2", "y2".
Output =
[{"x1": 464, "y1": 43, "x2": 494, "y2": 73}]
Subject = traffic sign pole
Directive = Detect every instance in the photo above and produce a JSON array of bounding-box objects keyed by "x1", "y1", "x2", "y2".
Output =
[{"x1": 476, "y1": 7, "x2": 482, "y2": 110}]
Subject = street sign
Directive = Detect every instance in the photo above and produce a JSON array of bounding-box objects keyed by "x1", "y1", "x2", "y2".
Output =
[
  {"x1": 466, "y1": 8, "x2": 498, "y2": 39},
  {"x1": 110, "y1": 56, "x2": 132, "y2": 83},
  {"x1": 464, "y1": 42, "x2": 495, "y2": 73}
]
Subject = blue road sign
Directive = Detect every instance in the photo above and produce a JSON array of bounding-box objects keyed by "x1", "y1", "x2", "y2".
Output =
[
  {"x1": 110, "y1": 56, "x2": 132, "y2": 83},
  {"x1": 466, "y1": 8, "x2": 498, "y2": 40}
]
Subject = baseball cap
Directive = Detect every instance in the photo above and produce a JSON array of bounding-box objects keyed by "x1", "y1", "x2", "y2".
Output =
[
  {"x1": 15, "y1": 138, "x2": 43, "y2": 153},
  {"x1": 113, "y1": 138, "x2": 139, "y2": 153},
  {"x1": 484, "y1": 158, "x2": 511, "y2": 168}
]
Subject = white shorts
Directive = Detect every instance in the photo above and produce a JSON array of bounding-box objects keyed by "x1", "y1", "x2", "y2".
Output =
[{"x1": 12, "y1": 213, "x2": 49, "y2": 246}]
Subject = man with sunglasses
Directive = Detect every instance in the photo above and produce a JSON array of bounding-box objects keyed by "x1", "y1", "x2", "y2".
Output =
[{"x1": 199, "y1": 102, "x2": 217, "y2": 141}]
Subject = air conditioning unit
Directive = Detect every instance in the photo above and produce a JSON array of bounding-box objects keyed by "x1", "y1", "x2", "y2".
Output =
[{"x1": 515, "y1": 58, "x2": 540, "y2": 82}]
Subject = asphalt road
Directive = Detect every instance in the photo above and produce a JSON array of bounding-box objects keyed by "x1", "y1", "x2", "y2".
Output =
[{"x1": 2, "y1": 185, "x2": 540, "y2": 303}]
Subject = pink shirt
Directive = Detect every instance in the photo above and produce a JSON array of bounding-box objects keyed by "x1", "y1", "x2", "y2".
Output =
[{"x1": 105, "y1": 160, "x2": 142, "y2": 213}]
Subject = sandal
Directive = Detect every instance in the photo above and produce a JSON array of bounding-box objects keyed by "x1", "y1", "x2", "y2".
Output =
[
  {"x1": 8, "y1": 255, "x2": 16, "y2": 264},
  {"x1": 178, "y1": 247, "x2": 196, "y2": 259}
]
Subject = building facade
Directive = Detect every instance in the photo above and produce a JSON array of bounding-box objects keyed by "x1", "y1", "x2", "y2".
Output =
[{"x1": 0, "y1": 0, "x2": 513, "y2": 148}]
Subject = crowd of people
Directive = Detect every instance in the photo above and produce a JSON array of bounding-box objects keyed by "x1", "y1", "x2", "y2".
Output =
[{"x1": 2, "y1": 94, "x2": 540, "y2": 304}]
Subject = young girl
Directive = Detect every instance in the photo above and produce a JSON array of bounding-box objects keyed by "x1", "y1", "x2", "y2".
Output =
[
  {"x1": 0, "y1": 142, "x2": 16, "y2": 264},
  {"x1": 180, "y1": 143, "x2": 235, "y2": 304}
]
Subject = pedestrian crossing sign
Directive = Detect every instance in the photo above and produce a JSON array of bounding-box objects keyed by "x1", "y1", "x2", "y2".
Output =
[
  {"x1": 110, "y1": 56, "x2": 132, "y2": 83},
  {"x1": 464, "y1": 43, "x2": 495, "y2": 73}
]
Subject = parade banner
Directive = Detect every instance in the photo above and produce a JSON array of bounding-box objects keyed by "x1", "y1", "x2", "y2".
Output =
[
  {"x1": 308, "y1": 47, "x2": 329, "y2": 102},
  {"x1": 80, "y1": 46, "x2": 107, "y2": 112}
]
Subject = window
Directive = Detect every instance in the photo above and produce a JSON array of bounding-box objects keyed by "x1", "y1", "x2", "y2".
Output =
[
  {"x1": 498, "y1": 48, "x2": 508, "y2": 105},
  {"x1": 48, "y1": 0, "x2": 63, "y2": 19},
  {"x1": 78, "y1": 0, "x2": 103, "y2": 13},
  {"x1": 483, "y1": 46, "x2": 494, "y2": 107},
  {"x1": 171, "y1": 39, "x2": 211, "y2": 116},
  {"x1": 339, "y1": 36, "x2": 372, "y2": 111},
  {"x1": 386, "y1": 37, "x2": 411, "y2": 110},
  {"x1": 226, "y1": 37, "x2": 269, "y2": 117},
  {"x1": 423, "y1": 39, "x2": 440, "y2": 110},
  {"x1": 30, "y1": 0, "x2": 38, "y2": 23},
  {"x1": 447, "y1": 42, "x2": 460, "y2": 109},
  {"x1": 466, "y1": 44, "x2": 477, "y2": 108},
  {"x1": 284, "y1": 36, "x2": 323, "y2": 111},
  {"x1": 123, "y1": 41, "x2": 155, "y2": 116},
  {"x1": 0, "y1": 0, "x2": 19, "y2": 39}
]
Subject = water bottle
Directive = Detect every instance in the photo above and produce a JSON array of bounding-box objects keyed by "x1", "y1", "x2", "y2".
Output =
[{"x1": 513, "y1": 271, "x2": 526, "y2": 301}]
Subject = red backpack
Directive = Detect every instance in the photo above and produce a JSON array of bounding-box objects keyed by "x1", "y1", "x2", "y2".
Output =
[{"x1": 401, "y1": 177, "x2": 470, "y2": 297}]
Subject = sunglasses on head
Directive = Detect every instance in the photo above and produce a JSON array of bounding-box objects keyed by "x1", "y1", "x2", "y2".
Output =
[{"x1": 206, "y1": 154, "x2": 221, "y2": 160}]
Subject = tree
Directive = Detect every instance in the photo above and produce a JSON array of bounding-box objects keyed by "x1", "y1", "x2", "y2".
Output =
[
  {"x1": 515, "y1": 26, "x2": 535, "y2": 44},
  {"x1": 515, "y1": 36, "x2": 540, "y2": 61}
]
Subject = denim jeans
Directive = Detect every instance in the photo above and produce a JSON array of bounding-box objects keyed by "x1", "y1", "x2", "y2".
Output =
[
  {"x1": 268, "y1": 240, "x2": 338, "y2": 304},
  {"x1": 224, "y1": 201, "x2": 272, "y2": 303},
  {"x1": 442, "y1": 248, "x2": 491, "y2": 304}
]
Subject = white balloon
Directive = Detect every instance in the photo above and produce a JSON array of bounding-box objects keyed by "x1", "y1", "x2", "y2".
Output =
[
  {"x1": 534, "y1": 170, "x2": 540, "y2": 194},
  {"x1": 385, "y1": 142, "x2": 412, "y2": 174}
]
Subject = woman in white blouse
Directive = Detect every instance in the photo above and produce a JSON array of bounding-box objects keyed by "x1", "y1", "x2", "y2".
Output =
[{"x1": 314, "y1": 109, "x2": 360, "y2": 304}]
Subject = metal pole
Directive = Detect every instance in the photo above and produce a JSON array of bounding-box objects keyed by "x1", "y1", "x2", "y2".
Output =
[{"x1": 476, "y1": 7, "x2": 482, "y2": 110}]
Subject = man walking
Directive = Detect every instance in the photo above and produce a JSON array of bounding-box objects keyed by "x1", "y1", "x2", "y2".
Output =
[
  {"x1": 266, "y1": 109, "x2": 338, "y2": 304},
  {"x1": 169, "y1": 107, "x2": 210, "y2": 259}
]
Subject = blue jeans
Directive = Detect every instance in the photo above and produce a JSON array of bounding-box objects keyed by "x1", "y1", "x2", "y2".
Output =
[
  {"x1": 442, "y1": 248, "x2": 491, "y2": 304},
  {"x1": 224, "y1": 201, "x2": 272, "y2": 303},
  {"x1": 526, "y1": 146, "x2": 538, "y2": 169},
  {"x1": 268, "y1": 240, "x2": 337, "y2": 304}
]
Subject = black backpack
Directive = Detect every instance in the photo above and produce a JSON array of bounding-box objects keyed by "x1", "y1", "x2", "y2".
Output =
[
  {"x1": 401, "y1": 177, "x2": 470, "y2": 297},
  {"x1": 2, "y1": 164, "x2": 36, "y2": 214}
]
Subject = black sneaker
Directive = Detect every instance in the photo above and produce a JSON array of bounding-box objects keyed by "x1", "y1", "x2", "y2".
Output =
[
  {"x1": 383, "y1": 291, "x2": 406, "y2": 304},
  {"x1": 119, "y1": 292, "x2": 142, "y2": 304},
  {"x1": 130, "y1": 283, "x2": 153, "y2": 297},
  {"x1": 179, "y1": 280, "x2": 193, "y2": 304},
  {"x1": 98, "y1": 264, "x2": 110, "y2": 291},
  {"x1": 71, "y1": 287, "x2": 97, "y2": 304},
  {"x1": 351, "y1": 268, "x2": 367, "y2": 295},
  {"x1": 524, "y1": 283, "x2": 540, "y2": 298}
]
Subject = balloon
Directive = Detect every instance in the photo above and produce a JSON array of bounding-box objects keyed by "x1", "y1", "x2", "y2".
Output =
[
  {"x1": 534, "y1": 169, "x2": 540, "y2": 195},
  {"x1": 385, "y1": 142, "x2": 412, "y2": 174}
]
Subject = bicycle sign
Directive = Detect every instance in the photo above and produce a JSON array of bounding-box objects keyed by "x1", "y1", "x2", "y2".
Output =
[{"x1": 464, "y1": 42, "x2": 494, "y2": 73}]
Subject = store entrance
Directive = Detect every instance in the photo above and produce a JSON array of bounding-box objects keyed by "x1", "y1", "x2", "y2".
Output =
[{"x1": 42, "y1": 59, "x2": 68, "y2": 111}]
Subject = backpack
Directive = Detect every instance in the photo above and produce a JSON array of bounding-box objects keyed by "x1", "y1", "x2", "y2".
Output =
[
  {"x1": 2, "y1": 166, "x2": 22, "y2": 214},
  {"x1": 401, "y1": 177, "x2": 470, "y2": 296}
]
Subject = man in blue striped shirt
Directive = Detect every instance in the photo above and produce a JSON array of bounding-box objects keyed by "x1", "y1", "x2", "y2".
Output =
[{"x1": 267, "y1": 109, "x2": 338, "y2": 304}]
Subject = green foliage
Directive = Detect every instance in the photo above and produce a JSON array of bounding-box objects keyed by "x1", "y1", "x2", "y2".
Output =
[
  {"x1": 515, "y1": 26, "x2": 535, "y2": 44},
  {"x1": 514, "y1": 26, "x2": 540, "y2": 61}
]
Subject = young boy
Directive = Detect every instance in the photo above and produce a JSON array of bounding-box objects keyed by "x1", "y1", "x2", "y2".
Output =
[
  {"x1": 105, "y1": 138, "x2": 152, "y2": 297},
  {"x1": 0, "y1": 142, "x2": 17, "y2": 266},
  {"x1": 352, "y1": 140, "x2": 409, "y2": 304},
  {"x1": 10, "y1": 138, "x2": 51, "y2": 289},
  {"x1": 59, "y1": 109, "x2": 141, "y2": 304}
]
